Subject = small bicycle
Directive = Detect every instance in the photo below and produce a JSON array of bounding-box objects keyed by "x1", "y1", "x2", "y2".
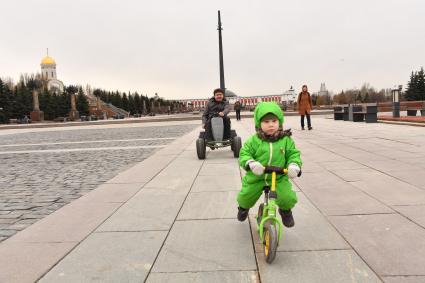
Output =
[{"x1": 256, "y1": 166, "x2": 288, "y2": 263}]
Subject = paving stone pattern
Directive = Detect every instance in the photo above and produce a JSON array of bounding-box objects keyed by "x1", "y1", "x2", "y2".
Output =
[{"x1": 0, "y1": 124, "x2": 196, "y2": 242}]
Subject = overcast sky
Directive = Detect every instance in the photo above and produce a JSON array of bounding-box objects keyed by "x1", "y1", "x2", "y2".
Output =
[{"x1": 1, "y1": 0, "x2": 424, "y2": 99}]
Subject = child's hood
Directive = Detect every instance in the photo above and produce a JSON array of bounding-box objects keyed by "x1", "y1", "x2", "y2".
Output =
[{"x1": 253, "y1": 102, "x2": 284, "y2": 128}]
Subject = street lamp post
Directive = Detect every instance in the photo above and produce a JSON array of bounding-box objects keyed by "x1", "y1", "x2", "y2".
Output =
[{"x1": 392, "y1": 85, "x2": 402, "y2": 118}]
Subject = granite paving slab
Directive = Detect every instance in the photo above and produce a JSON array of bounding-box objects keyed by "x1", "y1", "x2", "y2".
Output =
[
  {"x1": 199, "y1": 162, "x2": 241, "y2": 176},
  {"x1": 330, "y1": 214, "x2": 425, "y2": 276},
  {"x1": 151, "y1": 219, "x2": 257, "y2": 272},
  {"x1": 191, "y1": 174, "x2": 241, "y2": 192},
  {"x1": 351, "y1": 179, "x2": 425, "y2": 206},
  {"x1": 39, "y1": 231, "x2": 167, "y2": 283},
  {"x1": 143, "y1": 172, "x2": 197, "y2": 191},
  {"x1": 384, "y1": 169, "x2": 425, "y2": 191},
  {"x1": 106, "y1": 154, "x2": 177, "y2": 184},
  {"x1": 97, "y1": 188, "x2": 187, "y2": 232},
  {"x1": 177, "y1": 191, "x2": 238, "y2": 220},
  {"x1": 257, "y1": 250, "x2": 381, "y2": 283},
  {"x1": 77, "y1": 182, "x2": 145, "y2": 203},
  {"x1": 146, "y1": 271, "x2": 259, "y2": 283},
  {"x1": 0, "y1": 242, "x2": 76, "y2": 283},
  {"x1": 391, "y1": 205, "x2": 425, "y2": 228},
  {"x1": 7, "y1": 201, "x2": 121, "y2": 243},
  {"x1": 320, "y1": 160, "x2": 368, "y2": 170},
  {"x1": 359, "y1": 159, "x2": 419, "y2": 174},
  {"x1": 382, "y1": 276, "x2": 425, "y2": 283},
  {"x1": 294, "y1": 174, "x2": 393, "y2": 216},
  {"x1": 331, "y1": 168, "x2": 383, "y2": 182}
]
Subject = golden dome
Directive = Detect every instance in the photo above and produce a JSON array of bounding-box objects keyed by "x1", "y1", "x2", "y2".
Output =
[{"x1": 41, "y1": 56, "x2": 56, "y2": 65}]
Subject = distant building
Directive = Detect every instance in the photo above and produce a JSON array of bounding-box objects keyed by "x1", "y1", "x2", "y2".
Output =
[
  {"x1": 318, "y1": 83, "x2": 329, "y2": 96},
  {"x1": 176, "y1": 87, "x2": 296, "y2": 110},
  {"x1": 282, "y1": 86, "x2": 298, "y2": 103},
  {"x1": 40, "y1": 51, "x2": 64, "y2": 93}
]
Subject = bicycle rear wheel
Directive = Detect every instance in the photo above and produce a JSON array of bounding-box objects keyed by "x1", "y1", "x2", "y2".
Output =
[{"x1": 256, "y1": 204, "x2": 264, "y2": 227}]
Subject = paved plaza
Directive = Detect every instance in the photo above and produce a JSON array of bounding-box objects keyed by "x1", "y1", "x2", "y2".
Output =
[
  {"x1": 0, "y1": 115, "x2": 424, "y2": 283},
  {"x1": 0, "y1": 122, "x2": 197, "y2": 241}
]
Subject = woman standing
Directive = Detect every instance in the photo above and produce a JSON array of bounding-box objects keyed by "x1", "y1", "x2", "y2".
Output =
[
  {"x1": 234, "y1": 100, "x2": 242, "y2": 121},
  {"x1": 297, "y1": 85, "x2": 313, "y2": 130}
]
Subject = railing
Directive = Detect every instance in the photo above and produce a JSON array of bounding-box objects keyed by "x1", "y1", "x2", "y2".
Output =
[{"x1": 105, "y1": 103, "x2": 129, "y2": 117}]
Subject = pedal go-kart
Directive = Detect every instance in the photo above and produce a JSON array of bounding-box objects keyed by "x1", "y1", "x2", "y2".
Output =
[
  {"x1": 257, "y1": 166, "x2": 288, "y2": 264},
  {"x1": 196, "y1": 116, "x2": 242, "y2": 159}
]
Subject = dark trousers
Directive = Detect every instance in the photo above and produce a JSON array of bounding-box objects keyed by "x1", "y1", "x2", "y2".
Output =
[
  {"x1": 205, "y1": 116, "x2": 231, "y2": 140},
  {"x1": 236, "y1": 110, "x2": 241, "y2": 120},
  {"x1": 301, "y1": 112, "x2": 311, "y2": 128}
]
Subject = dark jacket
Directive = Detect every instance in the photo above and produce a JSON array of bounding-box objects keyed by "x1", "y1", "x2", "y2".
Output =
[
  {"x1": 234, "y1": 101, "x2": 241, "y2": 111},
  {"x1": 202, "y1": 97, "x2": 230, "y2": 124}
]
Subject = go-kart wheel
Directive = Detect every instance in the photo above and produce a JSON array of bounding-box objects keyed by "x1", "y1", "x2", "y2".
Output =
[
  {"x1": 230, "y1": 130, "x2": 237, "y2": 152},
  {"x1": 230, "y1": 130, "x2": 237, "y2": 138},
  {"x1": 263, "y1": 221, "x2": 278, "y2": 264},
  {"x1": 196, "y1": 138, "x2": 206, "y2": 159},
  {"x1": 232, "y1": 136, "x2": 242, "y2": 158}
]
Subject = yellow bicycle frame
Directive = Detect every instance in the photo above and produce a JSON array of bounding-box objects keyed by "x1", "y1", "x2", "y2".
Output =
[{"x1": 257, "y1": 169, "x2": 288, "y2": 242}]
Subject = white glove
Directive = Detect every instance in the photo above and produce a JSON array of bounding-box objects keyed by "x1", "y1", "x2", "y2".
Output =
[
  {"x1": 248, "y1": 160, "x2": 265, "y2": 176},
  {"x1": 287, "y1": 163, "x2": 300, "y2": 179}
]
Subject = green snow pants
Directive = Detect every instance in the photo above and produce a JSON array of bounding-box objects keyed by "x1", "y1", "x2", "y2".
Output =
[{"x1": 237, "y1": 177, "x2": 298, "y2": 211}]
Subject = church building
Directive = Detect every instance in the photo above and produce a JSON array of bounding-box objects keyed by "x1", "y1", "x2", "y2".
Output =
[{"x1": 40, "y1": 51, "x2": 64, "y2": 93}]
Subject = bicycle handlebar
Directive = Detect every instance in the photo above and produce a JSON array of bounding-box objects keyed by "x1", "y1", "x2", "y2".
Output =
[{"x1": 264, "y1": 166, "x2": 288, "y2": 175}]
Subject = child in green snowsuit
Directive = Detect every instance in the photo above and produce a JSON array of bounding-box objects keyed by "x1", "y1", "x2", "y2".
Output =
[{"x1": 237, "y1": 102, "x2": 302, "y2": 227}]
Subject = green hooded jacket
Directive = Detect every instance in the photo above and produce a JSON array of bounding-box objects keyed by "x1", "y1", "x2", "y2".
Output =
[{"x1": 239, "y1": 102, "x2": 302, "y2": 184}]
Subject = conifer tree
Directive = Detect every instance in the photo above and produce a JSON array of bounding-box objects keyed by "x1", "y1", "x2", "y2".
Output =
[
  {"x1": 404, "y1": 68, "x2": 425, "y2": 101},
  {"x1": 0, "y1": 78, "x2": 9, "y2": 123},
  {"x1": 122, "y1": 93, "x2": 129, "y2": 111},
  {"x1": 76, "y1": 87, "x2": 89, "y2": 116},
  {"x1": 134, "y1": 92, "x2": 141, "y2": 114},
  {"x1": 404, "y1": 71, "x2": 417, "y2": 101},
  {"x1": 417, "y1": 67, "x2": 425, "y2": 100},
  {"x1": 128, "y1": 93, "x2": 136, "y2": 114}
]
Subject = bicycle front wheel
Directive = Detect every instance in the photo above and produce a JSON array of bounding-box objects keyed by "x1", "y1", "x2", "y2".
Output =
[{"x1": 263, "y1": 221, "x2": 278, "y2": 263}]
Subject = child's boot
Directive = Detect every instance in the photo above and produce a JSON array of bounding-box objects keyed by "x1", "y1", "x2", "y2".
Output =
[
  {"x1": 279, "y1": 209, "x2": 295, "y2": 227},
  {"x1": 237, "y1": 207, "x2": 249, "y2": 222}
]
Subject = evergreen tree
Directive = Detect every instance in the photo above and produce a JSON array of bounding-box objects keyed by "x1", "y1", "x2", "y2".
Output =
[
  {"x1": 0, "y1": 78, "x2": 9, "y2": 123},
  {"x1": 128, "y1": 93, "x2": 136, "y2": 114},
  {"x1": 56, "y1": 92, "x2": 70, "y2": 117},
  {"x1": 76, "y1": 87, "x2": 89, "y2": 116},
  {"x1": 404, "y1": 71, "x2": 418, "y2": 101},
  {"x1": 45, "y1": 92, "x2": 58, "y2": 119},
  {"x1": 66, "y1": 85, "x2": 78, "y2": 95},
  {"x1": 417, "y1": 67, "x2": 425, "y2": 100},
  {"x1": 363, "y1": 92, "x2": 370, "y2": 103},
  {"x1": 122, "y1": 93, "x2": 129, "y2": 111},
  {"x1": 38, "y1": 89, "x2": 49, "y2": 116},
  {"x1": 116, "y1": 91, "x2": 123, "y2": 108},
  {"x1": 93, "y1": 89, "x2": 103, "y2": 97},
  {"x1": 14, "y1": 84, "x2": 32, "y2": 118},
  {"x1": 100, "y1": 92, "x2": 107, "y2": 102},
  {"x1": 134, "y1": 92, "x2": 141, "y2": 114},
  {"x1": 146, "y1": 96, "x2": 151, "y2": 113},
  {"x1": 355, "y1": 92, "x2": 362, "y2": 104},
  {"x1": 404, "y1": 68, "x2": 425, "y2": 101}
]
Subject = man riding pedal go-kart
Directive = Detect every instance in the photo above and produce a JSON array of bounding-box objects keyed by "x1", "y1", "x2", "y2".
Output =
[
  {"x1": 202, "y1": 88, "x2": 231, "y2": 141},
  {"x1": 196, "y1": 88, "x2": 242, "y2": 159}
]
